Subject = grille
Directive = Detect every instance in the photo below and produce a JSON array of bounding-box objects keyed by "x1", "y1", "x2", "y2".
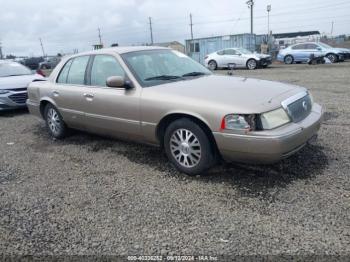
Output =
[
  {"x1": 286, "y1": 94, "x2": 312, "y2": 123},
  {"x1": 8, "y1": 93, "x2": 28, "y2": 104}
]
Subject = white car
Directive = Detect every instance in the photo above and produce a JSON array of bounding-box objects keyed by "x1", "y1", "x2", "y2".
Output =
[
  {"x1": 204, "y1": 48, "x2": 272, "y2": 70},
  {"x1": 0, "y1": 60, "x2": 44, "y2": 111}
]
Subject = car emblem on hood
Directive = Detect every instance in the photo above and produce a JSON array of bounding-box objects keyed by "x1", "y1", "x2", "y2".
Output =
[{"x1": 302, "y1": 101, "x2": 308, "y2": 111}]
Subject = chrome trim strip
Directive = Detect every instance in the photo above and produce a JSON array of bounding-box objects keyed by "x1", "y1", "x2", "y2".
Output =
[
  {"x1": 85, "y1": 112, "x2": 139, "y2": 125},
  {"x1": 141, "y1": 121, "x2": 157, "y2": 127},
  {"x1": 281, "y1": 91, "x2": 308, "y2": 109},
  {"x1": 60, "y1": 108, "x2": 85, "y2": 116}
]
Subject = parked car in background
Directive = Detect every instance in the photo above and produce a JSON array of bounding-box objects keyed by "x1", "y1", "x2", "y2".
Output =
[
  {"x1": 277, "y1": 42, "x2": 348, "y2": 64},
  {"x1": 39, "y1": 56, "x2": 62, "y2": 70},
  {"x1": 0, "y1": 61, "x2": 44, "y2": 111},
  {"x1": 27, "y1": 47, "x2": 322, "y2": 175},
  {"x1": 204, "y1": 48, "x2": 272, "y2": 70},
  {"x1": 21, "y1": 57, "x2": 44, "y2": 70}
]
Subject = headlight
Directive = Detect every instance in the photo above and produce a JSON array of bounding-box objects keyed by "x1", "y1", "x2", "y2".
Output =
[
  {"x1": 221, "y1": 114, "x2": 256, "y2": 131},
  {"x1": 0, "y1": 90, "x2": 9, "y2": 94},
  {"x1": 260, "y1": 108, "x2": 290, "y2": 130}
]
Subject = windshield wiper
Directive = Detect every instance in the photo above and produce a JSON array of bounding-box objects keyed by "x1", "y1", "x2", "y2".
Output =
[
  {"x1": 144, "y1": 75, "x2": 182, "y2": 81},
  {"x1": 182, "y1": 72, "x2": 207, "y2": 77}
]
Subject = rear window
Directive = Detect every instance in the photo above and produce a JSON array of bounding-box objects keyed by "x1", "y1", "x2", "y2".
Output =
[
  {"x1": 57, "y1": 56, "x2": 90, "y2": 85},
  {"x1": 0, "y1": 62, "x2": 32, "y2": 77}
]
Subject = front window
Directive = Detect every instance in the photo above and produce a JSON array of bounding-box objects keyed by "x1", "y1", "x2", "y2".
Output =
[
  {"x1": 318, "y1": 43, "x2": 332, "y2": 49},
  {"x1": 122, "y1": 50, "x2": 211, "y2": 87},
  {"x1": 0, "y1": 62, "x2": 32, "y2": 77},
  {"x1": 90, "y1": 55, "x2": 125, "y2": 87},
  {"x1": 235, "y1": 48, "x2": 253, "y2": 54}
]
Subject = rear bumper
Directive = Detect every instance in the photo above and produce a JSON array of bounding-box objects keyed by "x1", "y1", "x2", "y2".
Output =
[
  {"x1": 26, "y1": 100, "x2": 42, "y2": 118},
  {"x1": 213, "y1": 103, "x2": 323, "y2": 164}
]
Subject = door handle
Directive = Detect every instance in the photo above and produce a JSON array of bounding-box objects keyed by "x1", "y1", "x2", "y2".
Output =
[
  {"x1": 52, "y1": 90, "x2": 59, "y2": 97},
  {"x1": 83, "y1": 93, "x2": 94, "y2": 100}
]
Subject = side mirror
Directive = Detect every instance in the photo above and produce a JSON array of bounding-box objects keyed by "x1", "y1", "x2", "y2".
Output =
[
  {"x1": 316, "y1": 47, "x2": 322, "y2": 51},
  {"x1": 106, "y1": 76, "x2": 133, "y2": 89}
]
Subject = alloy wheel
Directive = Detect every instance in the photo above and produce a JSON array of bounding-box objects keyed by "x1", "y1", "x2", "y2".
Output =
[
  {"x1": 247, "y1": 59, "x2": 257, "y2": 70},
  {"x1": 208, "y1": 61, "x2": 217, "y2": 70},
  {"x1": 47, "y1": 108, "x2": 61, "y2": 136},
  {"x1": 327, "y1": 54, "x2": 337, "y2": 63},
  {"x1": 285, "y1": 56, "x2": 293, "y2": 64},
  {"x1": 170, "y1": 128, "x2": 202, "y2": 168}
]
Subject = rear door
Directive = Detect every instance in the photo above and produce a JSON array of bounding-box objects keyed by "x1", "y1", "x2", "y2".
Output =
[
  {"x1": 52, "y1": 55, "x2": 91, "y2": 129},
  {"x1": 82, "y1": 54, "x2": 142, "y2": 140}
]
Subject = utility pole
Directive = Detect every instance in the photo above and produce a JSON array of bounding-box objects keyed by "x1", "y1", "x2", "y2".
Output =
[
  {"x1": 331, "y1": 21, "x2": 334, "y2": 38},
  {"x1": 267, "y1": 5, "x2": 271, "y2": 42},
  {"x1": 149, "y1": 17, "x2": 154, "y2": 45},
  {"x1": 98, "y1": 27, "x2": 103, "y2": 46},
  {"x1": 39, "y1": 38, "x2": 46, "y2": 57},
  {"x1": 190, "y1": 13, "x2": 194, "y2": 40},
  {"x1": 246, "y1": 0, "x2": 254, "y2": 34},
  {"x1": 0, "y1": 41, "x2": 3, "y2": 60}
]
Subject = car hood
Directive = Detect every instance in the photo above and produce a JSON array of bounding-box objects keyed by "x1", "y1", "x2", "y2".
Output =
[
  {"x1": 242, "y1": 53, "x2": 271, "y2": 60},
  {"x1": 0, "y1": 74, "x2": 43, "y2": 90},
  {"x1": 335, "y1": 48, "x2": 350, "y2": 53},
  {"x1": 144, "y1": 75, "x2": 306, "y2": 114}
]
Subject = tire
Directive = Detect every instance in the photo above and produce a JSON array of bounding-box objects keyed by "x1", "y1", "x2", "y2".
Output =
[
  {"x1": 164, "y1": 118, "x2": 216, "y2": 175},
  {"x1": 246, "y1": 59, "x2": 257, "y2": 70},
  {"x1": 326, "y1": 53, "x2": 338, "y2": 63},
  {"x1": 208, "y1": 60, "x2": 217, "y2": 70},
  {"x1": 284, "y1": 55, "x2": 294, "y2": 64},
  {"x1": 44, "y1": 104, "x2": 68, "y2": 139}
]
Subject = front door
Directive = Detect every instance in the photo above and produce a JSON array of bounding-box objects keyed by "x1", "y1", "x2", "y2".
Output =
[{"x1": 82, "y1": 54, "x2": 141, "y2": 140}]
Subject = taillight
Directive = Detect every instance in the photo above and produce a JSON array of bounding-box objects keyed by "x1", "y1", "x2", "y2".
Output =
[{"x1": 36, "y1": 69, "x2": 46, "y2": 77}]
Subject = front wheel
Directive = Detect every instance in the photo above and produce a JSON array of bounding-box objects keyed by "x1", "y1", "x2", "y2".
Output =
[
  {"x1": 44, "y1": 104, "x2": 68, "y2": 139},
  {"x1": 164, "y1": 118, "x2": 216, "y2": 175},
  {"x1": 246, "y1": 59, "x2": 257, "y2": 70},
  {"x1": 208, "y1": 60, "x2": 217, "y2": 70},
  {"x1": 284, "y1": 55, "x2": 294, "y2": 64},
  {"x1": 326, "y1": 53, "x2": 338, "y2": 63}
]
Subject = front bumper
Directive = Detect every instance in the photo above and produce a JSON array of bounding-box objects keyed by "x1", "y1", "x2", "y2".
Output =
[
  {"x1": 0, "y1": 91, "x2": 28, "y2": 111},
  {"x1": 258, "y1": 58, "x2": 272, "y2": 67},
  {"x1": 213, "y1": 103, "x2": 323, "y2": 164}
]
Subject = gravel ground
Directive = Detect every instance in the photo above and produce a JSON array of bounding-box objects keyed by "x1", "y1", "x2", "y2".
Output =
[{"x1": 0, "y1": 62, "x2": 349, "y2": 257}]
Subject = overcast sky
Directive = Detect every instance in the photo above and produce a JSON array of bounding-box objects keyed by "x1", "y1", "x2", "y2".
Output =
[{"x1": 1, "y1": 0, "x2": 350, "y2": 56}]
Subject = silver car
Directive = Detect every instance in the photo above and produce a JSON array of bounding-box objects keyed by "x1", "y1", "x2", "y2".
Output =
[
  {"x1": 27, "y1": 47, "x2": 323, "y2": 175},
  {"x1": 0, "y1": 60, "x2": 43, "y2": 111}
]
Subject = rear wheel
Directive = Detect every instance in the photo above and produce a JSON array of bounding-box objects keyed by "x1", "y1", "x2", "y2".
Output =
[
  {"x1": 44, "y1": 104, "x2": 68, "y2": 139},
  {"x1": 326, "y1": 53, "x2": 338, "y2": 63},
  {"x1": 246, "y1": 59, "x2": 257, "y2": 70},
  {"x1": 208, "y1": 60, "x2": 217, "y2": 70},
  {"x1": 164, "y1": 118, "x2": 215, "y2": 175},
  {"x1": 284, "y1": 55, "x2": 294, "y2": 64}
]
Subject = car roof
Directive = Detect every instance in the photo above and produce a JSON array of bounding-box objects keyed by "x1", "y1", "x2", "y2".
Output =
[{"x1": 70, "y1": 46, "x2": 170, "y2": 57}]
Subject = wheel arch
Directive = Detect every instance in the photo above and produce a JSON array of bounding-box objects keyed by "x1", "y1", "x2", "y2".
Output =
[
  {"x1": 156, "y1": 113, "x2": 220, "y2": 156},
  {"x1": 39, "y1": 97, "x2": 58, "y2": 118}
]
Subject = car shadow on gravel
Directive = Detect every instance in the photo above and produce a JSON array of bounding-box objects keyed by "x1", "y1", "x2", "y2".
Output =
[
  {"x1": 0, "y1": 108, "x2": 29, "y2": 117},
  {"x1": 201, "y1": 144, "x2": 329, "y2": 200},
  {"x1": 32, "y1": 124, "x2": 329, "y2": 201}
]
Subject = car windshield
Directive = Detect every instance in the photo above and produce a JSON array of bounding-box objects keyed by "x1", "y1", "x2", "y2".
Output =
[
  {"x1": 122, "y1": 49, "x2": 211, "y2": 87},
  {"x1": 236, "y1": 48, "x2": 253, "y2": 54},
  {"x1": 318, "y1": 43, "x2": 333, "y2": 49},
  {"x1": 0, "y1": 62, "x2": 32, "y2": 77}
]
